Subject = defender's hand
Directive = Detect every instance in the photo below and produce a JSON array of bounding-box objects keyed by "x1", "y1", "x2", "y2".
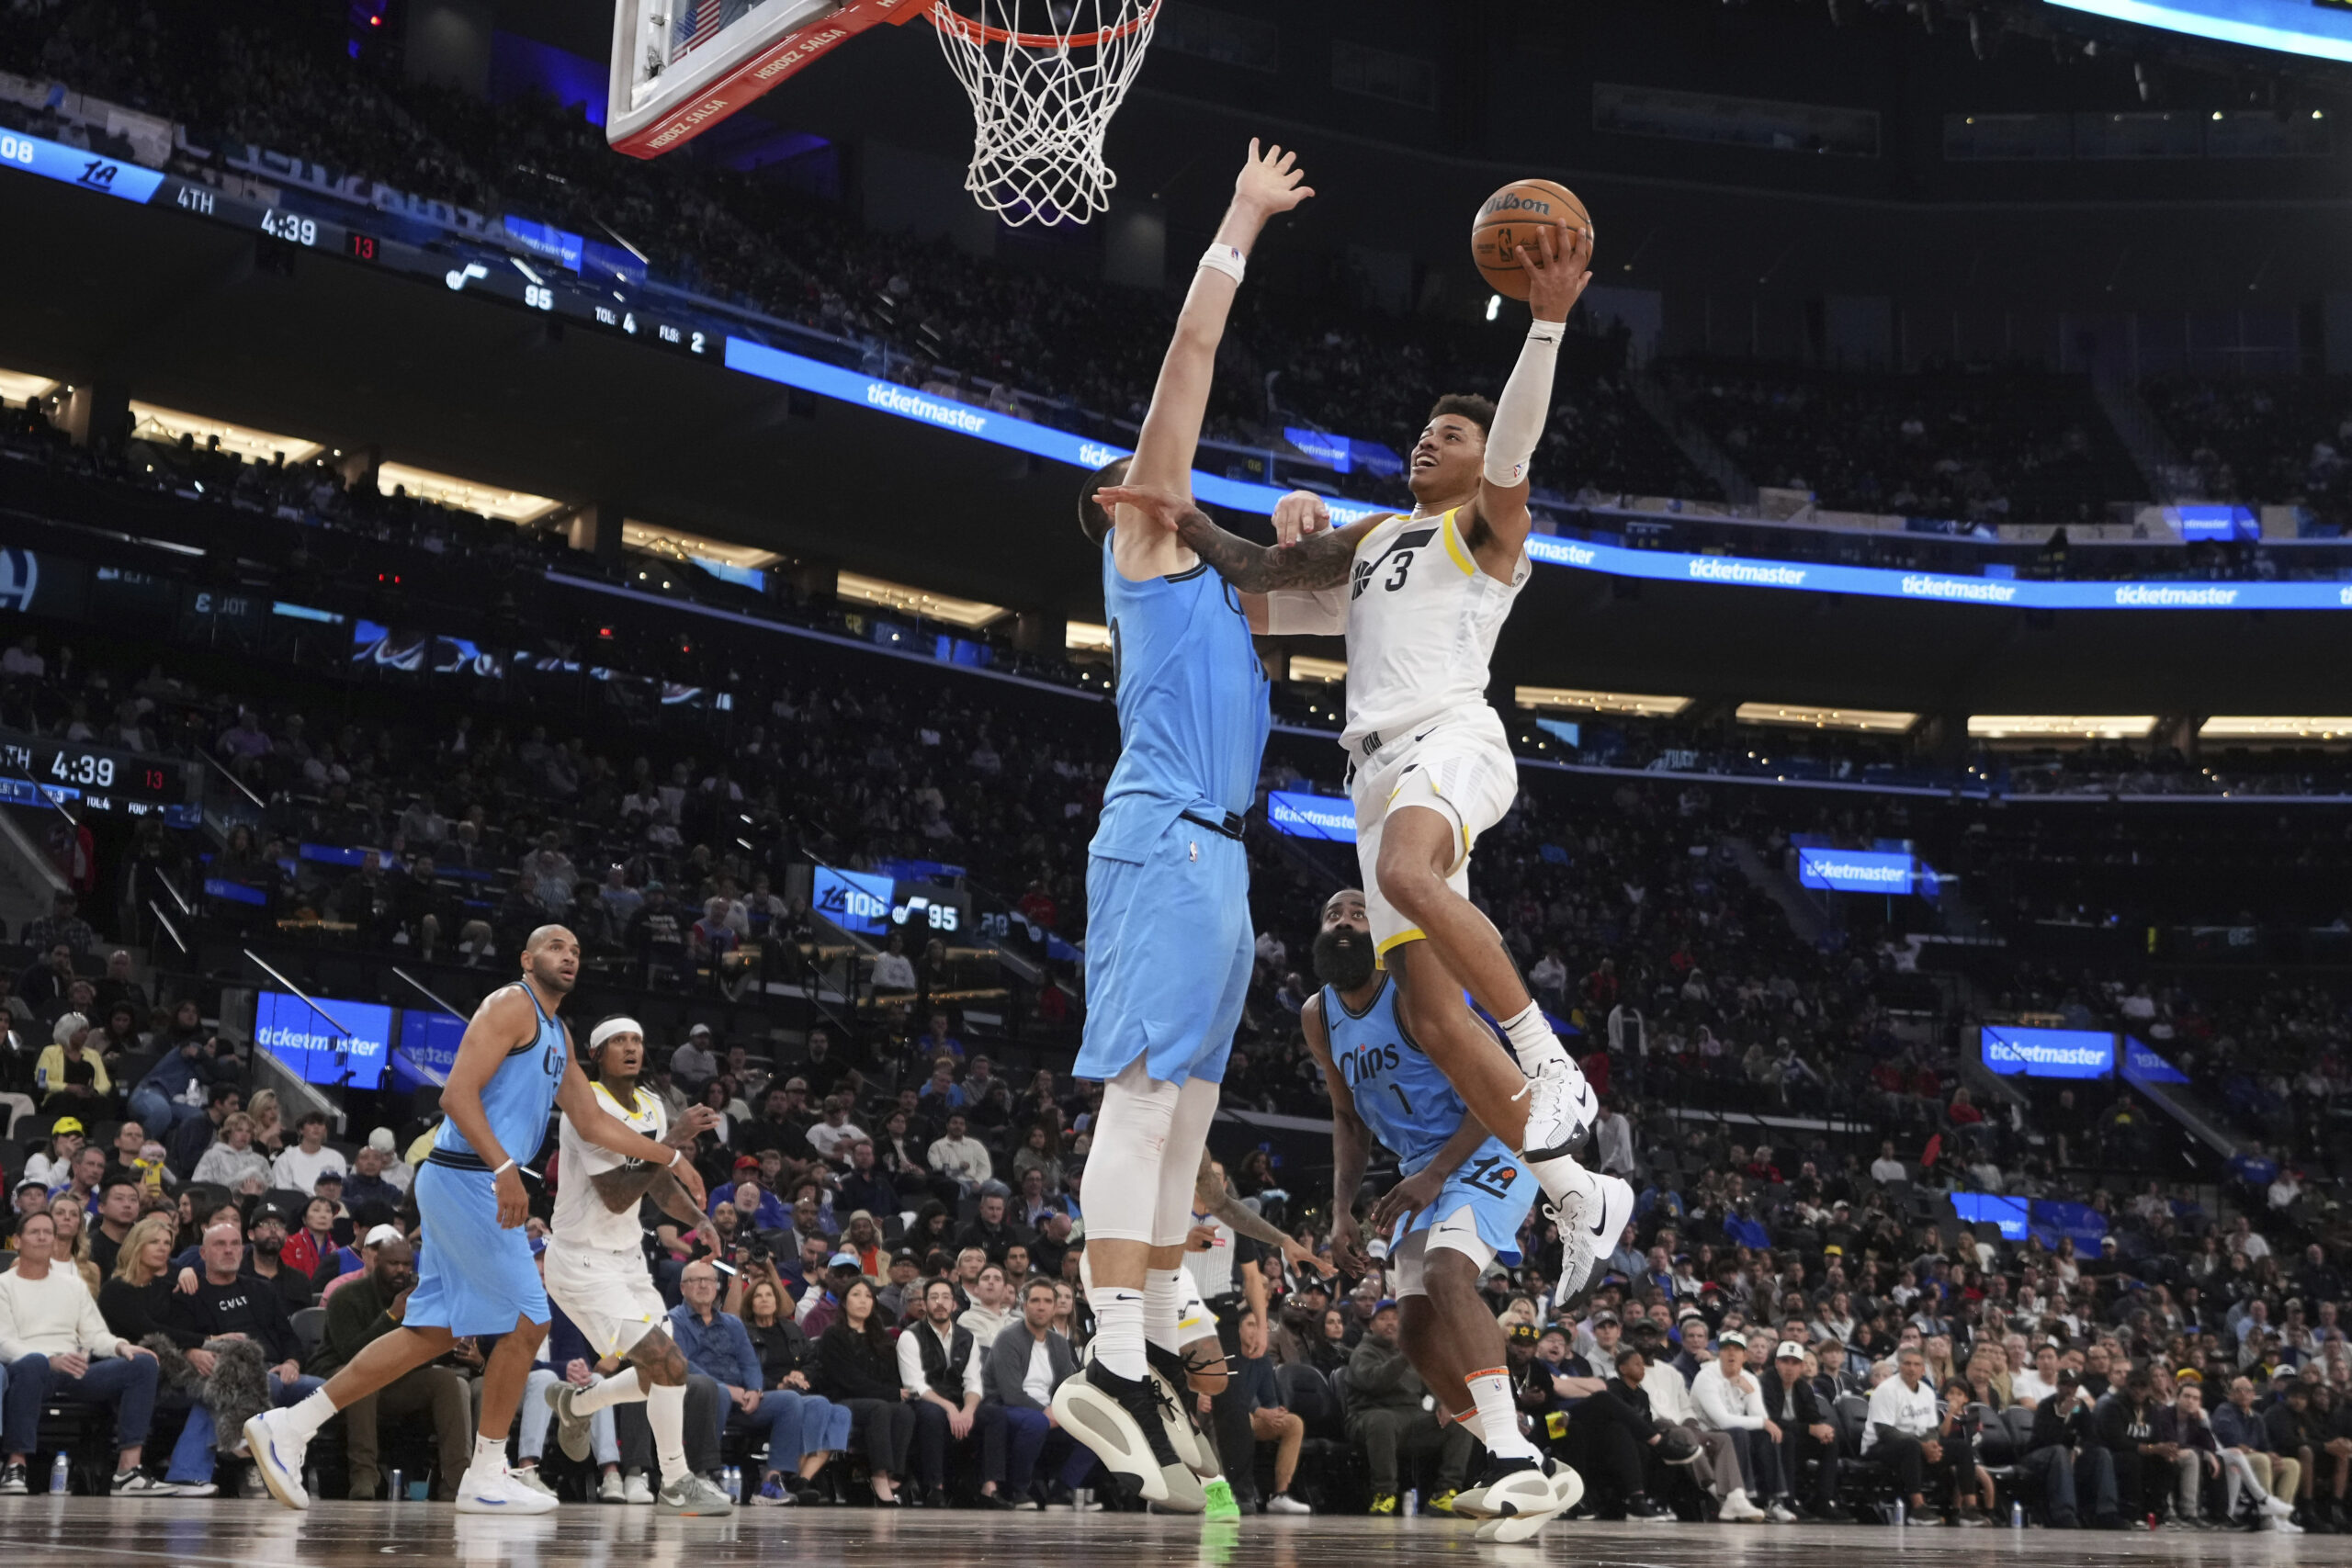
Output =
[
  {"x1": 1233, "y1": 138, "x2": 1313, "y2": 219},
  {"x1": 1272, "y1": 491, "x2": 1330, "y2": 547},
  {"x1": 1092, "y1": 482, "x2": 1198, "y2": 536}
]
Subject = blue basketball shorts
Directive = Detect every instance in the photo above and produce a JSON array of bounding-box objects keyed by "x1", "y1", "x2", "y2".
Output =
[{"x1": 1075, "y1": 817, "x2": 1250, "y2": 1088}]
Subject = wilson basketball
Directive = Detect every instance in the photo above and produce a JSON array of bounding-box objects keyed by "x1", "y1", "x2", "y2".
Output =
[{"x1": 1471, "y1": 179, "x2": 1594, "y2": 300}]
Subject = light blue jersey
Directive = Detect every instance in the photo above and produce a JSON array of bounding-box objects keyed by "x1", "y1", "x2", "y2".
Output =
[
  {"x1": 1077, "y1": 535, "x2": 1271, "y2": 1088},
  {"x1": 1324, "y1": 975, "x2": 1536, "y2": 1264},
  {"x1": 1091, "y1": 537, "x2": 1271, "y2": 860},
  {"x1": 411, "y1": 982, "x2": 569, "y2": 1335},
  {"x1": 430, "y1": 982, "x2": 568, "y2": 1168}
]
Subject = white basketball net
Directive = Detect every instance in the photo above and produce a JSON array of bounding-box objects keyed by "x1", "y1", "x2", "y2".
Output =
[{"x1": 929, "y1": 0, "x2": 1159, "y2": 226}]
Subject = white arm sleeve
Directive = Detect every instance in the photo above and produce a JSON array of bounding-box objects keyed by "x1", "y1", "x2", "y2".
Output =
[
  {"x1": 1483, "y1": 319, "x2": 1565, "y2": 488},
  {"x1": 1260, "y1": 587, "x2": 1348, "y2": 636}
]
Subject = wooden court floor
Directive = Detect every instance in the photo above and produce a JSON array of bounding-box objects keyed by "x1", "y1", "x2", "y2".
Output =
[{"x1": 0, "y1": 1499, "x2": 2336, "y2": 1567}]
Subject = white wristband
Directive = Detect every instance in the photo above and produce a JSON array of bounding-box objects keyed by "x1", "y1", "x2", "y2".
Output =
[
  {"x1": 1198, "y1": 243, "x2": 1246, "y2": 284},
  {"x1": 668, "y1": 1148, "x2": 685, "y2": 1168},
  {"x1": 491, "y1": 1158, "x2": 515, "y2": 1179},
  {"x1": 1527, "y1": 318, "x2": 1566, "y2": 344}
]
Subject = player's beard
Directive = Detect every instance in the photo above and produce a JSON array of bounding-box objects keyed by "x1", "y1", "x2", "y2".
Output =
[{"x1": 1311, "y1": 927, "x2": 1375, "y2": 992}]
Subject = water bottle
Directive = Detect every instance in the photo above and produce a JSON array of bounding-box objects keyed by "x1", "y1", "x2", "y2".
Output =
[
  {"x1": 48, "y1": 1452, "x2": 67, "y2": 1495},
  {"x1": 389, "y1": 1468, "x2": 403, "y2": 1503},
  {"x1": 1893, "y1": 1497, "x2": 1905, "y2": 1526},
  {"x1": 1402, "y1": 1487, "x2": 1419, "y2": 1517},
  {"x1": 725, "y1": 1464, "x2": 741, "y2": 1500},
  {"x1": 2011, "y1": 1500, "x2": 2024, "y2": 1529}
]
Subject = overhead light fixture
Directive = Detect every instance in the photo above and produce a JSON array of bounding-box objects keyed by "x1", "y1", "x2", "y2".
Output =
[
  {"x1": 130, "y1": 402, "x2": 322, "y2": 465},
  {"x1": 1736, "y1": 702, "x2": 1918, "y2": 733},
  {"x1": 376, "y1": 461, "x2": 561, "y2": 523},
  {"x1": 2199, "y1": 716, "x2": 2352, "y2": 742},
  {"x1": 1289, "y1": 656, "x2": 1348, "y2": 684},
  {"x1": 0, "y1": 368, "x2": 61, "y2": 403},
  {"x1": 1516, "y1": 686, "x2": 1691, "y2": 718},
  {"x1": 1066, "y1": 622, "x2": 1113, "y2": 652},
  {"x1": 1967, "y1": 715, "x2": 2157, "y2": 739},
  {"x1": 620, "y1": 522, "x2": 780, "y2": 571},
  {"x1": 837, "y1": 571, "x2": 1007, "y2": 629}
]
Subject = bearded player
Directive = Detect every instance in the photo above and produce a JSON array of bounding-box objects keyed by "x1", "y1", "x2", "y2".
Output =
[
  {"x1": 245, "y1": 927, "x2": 706, "y2": 1513},
  {"x1": 1052, "y1": 139, "x2": 1311, "y2": 1511},
  {"x1": 540, "y1": 1017, "x2": 733, "y2": 1514},
  {"x1": 1305, "y1": 888, "x2": 1578, "y2": 1541},
  {"x1": 1093, "y1": 220, "x2": 1634, "y2": 1314}
]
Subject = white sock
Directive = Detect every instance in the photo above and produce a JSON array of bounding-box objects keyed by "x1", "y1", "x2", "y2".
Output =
[
  {"x1": 648, "y1": 1382, "x2": 689, "y2": 1484},
  {"x1": 471, "y1": 1433, "x2": 508, "y2": 1475},
  {"x1": 1093, "y1": 1286, "x2": 1148, "y2": 1380},
  {"x1": 1465, "y1": 1368, "x2": 1538, "y2": 1460},
  {"x1": 282, "y1": 1387, "x2": 339, "y2": 1439},
  {"x1": 1500, "y1": 1001, "x2": 1569, "y2": 1076},
  {"x1": 571, "y1": 1371, "x2": 650, "y2": 1414},
  {"x1": 1143, "y1": 1269, "x2": 1186, "y2": 1357}
]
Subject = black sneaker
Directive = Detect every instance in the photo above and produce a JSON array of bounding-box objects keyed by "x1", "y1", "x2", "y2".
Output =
[
  {"x1": 974, "y1": 1491, "x2": 1017, "y2": 1510},
  {"x1": 0, "y1": 1462, "x2": 24, "y2": 1496},
  {"x1": 1626, "y1": 1493, "x2": 1675, "y2": 1522}
]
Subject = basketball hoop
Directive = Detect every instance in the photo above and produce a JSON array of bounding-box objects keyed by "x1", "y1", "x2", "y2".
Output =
[{"x1": 927, "y1": 0, "x2": 1160, "y2": 226}]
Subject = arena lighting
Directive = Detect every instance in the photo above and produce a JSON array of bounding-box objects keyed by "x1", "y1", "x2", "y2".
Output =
[
  {"x1": 1065, "y1": 622, "x2": 1113, "y2": 652},
  {"x1": 1967, "y1": 715, "x2": 2160, "y2": 740},
  {"x1": 128, "y1": 402, "x2": 322, "y2": 465},
  {"x1": 374, "y1": 462, "x2": 562, "y2": 523},
  {"x1": 2046, "y1": 0, "x2": 2352, "y2": 62},
  {"x1": 1734, "y1": 703, "x2": 1918, "y2": 733},
  {"x1": 2199, "y1": 716, "x2": 2352, "y2": 741},
  {"x1": 1515, "y1": 686, "x2": 1692, "y2": 718},
  {"x1": 0, "y1": 368, "x2": 59, "y2": 402},
  {"x1": 1288, "y1": 656, "x2": 1349, "y2": 684},
  {"x1": 618, "y1": 524, "x2": 779, "y2": 572},
  {"x1": 836, "y1": 572, "x2": 1008, "y2": 629}
]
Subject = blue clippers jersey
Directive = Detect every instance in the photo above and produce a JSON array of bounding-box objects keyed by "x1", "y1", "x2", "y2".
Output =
[
  {"x1": 433, "y1": 983, "x2": 568, "y2": 1165},
  {"x1": 1091, "y1": 532, "x2": 1271, "y2": 861},
  {"x1": 1324, "y1": 976, "x2": 1479, "y2": 1177}
]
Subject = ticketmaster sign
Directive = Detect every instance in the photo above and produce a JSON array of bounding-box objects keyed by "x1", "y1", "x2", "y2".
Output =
[
  {"x1": 1795, "y1": 847, "x2": 1919, "y2": 894},
  {"x1": 1981, "y1": 1025, "x2": 2116, "y2": 1079},
  {"x1": 1268, "y1": 791, "x2": 1357, "y2": 842}
]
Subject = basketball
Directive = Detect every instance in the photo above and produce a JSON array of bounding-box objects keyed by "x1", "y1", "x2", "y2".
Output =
[{"x1": 1471, "y1": 178, "x2": 1595, "y2": 300}]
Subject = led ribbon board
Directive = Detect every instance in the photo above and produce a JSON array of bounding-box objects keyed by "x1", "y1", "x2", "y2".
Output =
[{"x1": 1981, "y1": 1025, "x2": 2116, "y2": 1079}]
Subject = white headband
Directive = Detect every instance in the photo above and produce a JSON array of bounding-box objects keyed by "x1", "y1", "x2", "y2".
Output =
[{"x1": 589, "y1": 1018, "x2": 644, "y2": 1052}]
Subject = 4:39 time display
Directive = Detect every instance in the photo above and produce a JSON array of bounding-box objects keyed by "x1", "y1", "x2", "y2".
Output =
[
  {"x1": 259, "y1": 208, "x2": 319, "y2": 246},
  {"x1": 47, "y1": 750, "x2": 115, "y2": 788}
]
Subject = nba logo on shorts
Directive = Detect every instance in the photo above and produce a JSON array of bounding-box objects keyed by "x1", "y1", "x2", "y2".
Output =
[{"x1": 0, "y1": 548, "x2": 38, "y2": 614}]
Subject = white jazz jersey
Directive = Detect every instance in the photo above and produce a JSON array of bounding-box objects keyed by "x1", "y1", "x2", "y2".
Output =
[
  {"x1": 553, "y1": 1080, "x2": 667, "y2": 1253},
  {"x1": 1340, "y1": 507, "x2": 1531, "y2": 750}
]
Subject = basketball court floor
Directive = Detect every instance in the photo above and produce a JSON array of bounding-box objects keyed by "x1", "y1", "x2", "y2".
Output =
[{"x1": 3, "y1": 1501, "x2": 2331, "y2": 1568}]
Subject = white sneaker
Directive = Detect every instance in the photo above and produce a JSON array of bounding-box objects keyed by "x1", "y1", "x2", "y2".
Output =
[
  {"x1": 1265, "y1": 1493, "x2": 1312, "y2": 1515},
  {"x1": 1718, "y1": 1490, "x2": 1768, "y2": 1522},
  {"x1": 511, "y1": 1466, "x2": 558, "y2": 1499},
  {"x1": 1540, "y1": 1163, "x2": 1636, "y2": 1310},
  {"x1": 623, "y1": 1472, "x2": 655, "y2": 1505},
  {"x1": 598, "y1": 1472, "x2": 628, "y2": 1504},
  {"x1": 243, "y1": 1408, "x2": 311, "y2": 1510},
  {"x1": 657, "y1": 1472, "x2": 735, "y2": 1516},
  {"x1": 2266, "y1": 1517, "x2": 2305, "y2": 1534},
  {"x1": 1516, "y1": 1055, "x2": 1597, "y2": 1160},
  {"x1": 2260, "y1": 1493, "x2": 2297, "y2": 1519},
  {"x1": 1767, "y1": 1500, "x2": 1801, "y2": 1523},
  {"x1": 454, "y1": 1465, "x2": 560, "y2": 1515},
  {"x1": 547, "y1": 1382, "x2": 594, "y2": 1464},
  {"x1": 1048, "y1": 1364, "x2": 1173, "y2": 1505}
]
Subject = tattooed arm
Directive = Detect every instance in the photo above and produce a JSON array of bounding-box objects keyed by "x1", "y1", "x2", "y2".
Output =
[
  {"x1": 1095, "y1": 482, "x2": 1382, "y2": 593},
  {"x1": 1195, "y1": 1147, "x2": 1317, "y2": 1267}
]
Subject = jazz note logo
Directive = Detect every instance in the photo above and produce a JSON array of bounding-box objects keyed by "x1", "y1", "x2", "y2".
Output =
[{"x1": 444, "y1": 262, "x2": 490, "y2": 291}]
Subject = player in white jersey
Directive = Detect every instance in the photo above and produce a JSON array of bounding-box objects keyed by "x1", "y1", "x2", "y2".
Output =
[
  {"x1": 1093, "y1": 221, "x2": 1635, "y2": 1312},
  {"x1": 538, "y1": 1016, "x2": 734, "y2": 1515}
]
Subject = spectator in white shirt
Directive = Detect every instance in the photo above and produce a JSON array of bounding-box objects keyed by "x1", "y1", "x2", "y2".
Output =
[
  {"x1": 2010, "y1": 1342, "x2": 2063, "y2": 1409},
  {"x1": 927, "y1": 1114, "x2": 992, "y2": 1195},
  {"x1": 269, "y1": 1111, "x2": 346, "y2": 1193},
  {"x1": 2230, "y1": 1215, "x2": 2271, "y2": 1262},
  {"x1": 894, "y1": 1278, "x2": 990, "y2": 1506},
  {"x1": 0, "y1": 1211, "x2": 170, "y2": 1495},
  {"x1": 669, "y1": 1024, "x2": 719, "y2": 1090},
  {"x1": 1870, "y1": 1140, "x2": 1908, "y2": 1185},
  {"x1": 1635, "y1": 1330, "x2": 1747, "y2": 1510},
  {"x1": 1593, "y1": 1103, "x2": 1635, "y2": 1178},
  {"x1": 1690, "y1": 1332, "x2": 1782, "y2": 1521},
  {"x1": 870, "y1": 935, "x2": 917, "y2": 994},
  {"x1": 1862, "y1": 1347, "x2": 1951, "y2": 1519},
  {"x1": 807, "y1": 1097, "x2": 869, "y2": 1163},
  {"x1": 955, "y1": 1264, "x2": 1014, "y2": 1352}
]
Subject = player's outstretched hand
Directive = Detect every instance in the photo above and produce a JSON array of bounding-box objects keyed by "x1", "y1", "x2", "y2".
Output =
[
  {"x1": 1235, "y1": 138, "x2": 1313, "y2": 218},
  {"x1": 1329, "y1": 1211, "x2": 1372, "y2": 1278},
  {"x1": 1272, "y1": 490, "x2": 1330, "y2": 547},
  {"x1": 1093, "y1": 481, "x2": 1198, "y2": 536},
  {"x1": 671, "y1": 1104, "x2": 721, "y2": 1145},
  {"x1": 1515, "y1": 222, "x2": 1594, "y2": 326}
]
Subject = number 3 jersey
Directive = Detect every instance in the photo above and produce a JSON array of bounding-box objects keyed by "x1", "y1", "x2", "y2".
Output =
[{"x1": 1340, "y1": 506, "x2": 1530, "y2": 752}]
